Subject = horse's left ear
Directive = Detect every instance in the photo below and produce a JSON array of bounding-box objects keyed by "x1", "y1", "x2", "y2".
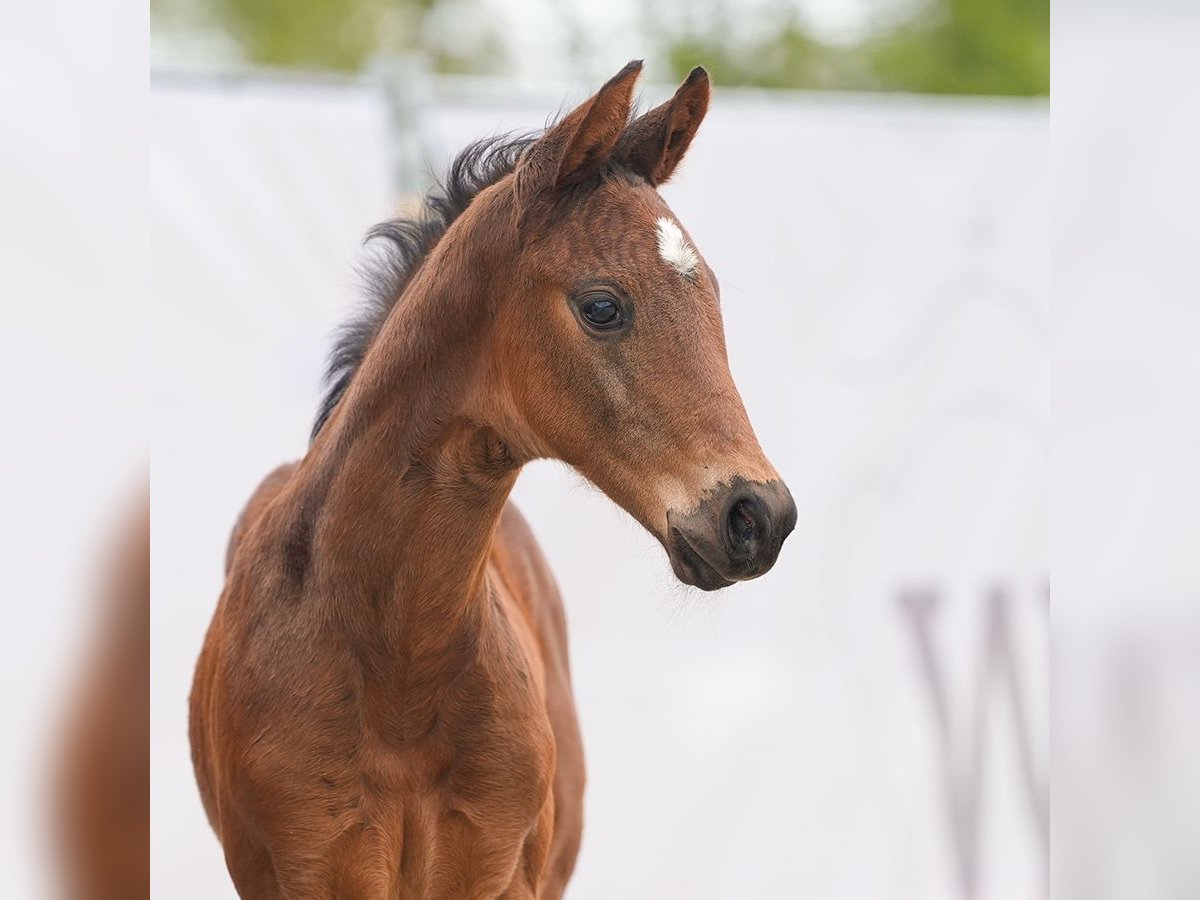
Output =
[
  {"x1": 615, "y1": 66, "x2": 710, "y2": 186},
  {"x1": 514, "y1": 60, "x2": 642, "y2": 208}
]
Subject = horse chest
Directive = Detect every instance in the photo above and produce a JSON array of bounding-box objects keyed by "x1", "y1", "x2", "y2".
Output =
[
  {"x1": 356, "y1": 697, "x2": 556, "y2": 832},
  {"x1": 239, "y1": 649, "x2": 556, "y2": 897}
]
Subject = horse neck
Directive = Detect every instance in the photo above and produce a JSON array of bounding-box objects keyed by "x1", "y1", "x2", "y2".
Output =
[{"x1": 288, "y1": 191, "x2": 522, "y2": 666}]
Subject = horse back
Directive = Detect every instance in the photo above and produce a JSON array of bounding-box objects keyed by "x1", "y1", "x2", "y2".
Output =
[
  {"x1": 192, "y1": 461, "x2": 298, "y2": 831},
  {"x1": 224, "y1": 462, "x2": 298, "y2": 574}
]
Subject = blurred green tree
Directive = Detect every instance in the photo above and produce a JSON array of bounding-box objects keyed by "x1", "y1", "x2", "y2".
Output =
[
  {"x1": 205, "y1": 0, "x2": 401, "y2": 70},
  {"x1": 152, "y1": 0, "x2": 1047, "y2": 96},
  {"x1": 655, "y1": 0, "x2": 1048, "y2": 96},
  {"x1": 865, "y1": 0, "x2": 1049, "y2": 95},
  {"x1": 152, "y1": 0, "x2": 507, "y2": 74}
]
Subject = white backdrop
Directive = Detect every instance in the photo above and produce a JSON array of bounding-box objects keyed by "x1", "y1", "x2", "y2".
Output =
[{"x1": 151, "y1": 73, "x2": 1048, "y2": 899}]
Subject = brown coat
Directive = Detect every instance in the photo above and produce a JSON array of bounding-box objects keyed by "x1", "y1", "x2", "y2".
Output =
[{"x1": 190, "y1": 60, "x2": 793, "y2": 899}]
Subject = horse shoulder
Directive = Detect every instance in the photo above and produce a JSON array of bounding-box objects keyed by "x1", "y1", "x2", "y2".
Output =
[
  {"x1": 490, "y1": 502, "x2": 566, "y2": 637},
  {"x1": 488, "y1": 501, "x2": 585, "y2": 899}
]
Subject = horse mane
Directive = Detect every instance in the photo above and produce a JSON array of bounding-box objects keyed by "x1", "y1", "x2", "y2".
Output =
[{"x1": 311, "y1": 133, "x2": 536, "y2": 441}]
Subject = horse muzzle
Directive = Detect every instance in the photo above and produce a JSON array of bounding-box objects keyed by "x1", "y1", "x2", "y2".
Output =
[{"x1": 665, "y1": 478, "x2": 797, "y2": 591}]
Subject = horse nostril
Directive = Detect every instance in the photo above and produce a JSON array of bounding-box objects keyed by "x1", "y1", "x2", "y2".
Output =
[{"x1": 727, "y1": 498, "x2": 761, "y2": 546}]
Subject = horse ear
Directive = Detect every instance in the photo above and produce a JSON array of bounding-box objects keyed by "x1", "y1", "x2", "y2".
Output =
[
  {"x1": 615, "y1": 66, "x2": 710, "y2": 186},
  {"x1": 515, "y1": 60, "x2": 642, "y2": 206}
]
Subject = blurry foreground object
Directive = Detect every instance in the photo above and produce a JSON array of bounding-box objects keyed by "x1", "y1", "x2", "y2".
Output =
[
  {"x1": 1055, "y1": 2, "x2": 1200, "y2": 897},
  {"x1": 54, "y1": 492, "x2": 149, "y2": 900}
]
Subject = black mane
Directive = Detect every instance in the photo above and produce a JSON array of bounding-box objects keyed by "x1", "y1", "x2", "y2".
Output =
[{"x1": 311, "y1": 133, "x2": 535, "y2": 440}]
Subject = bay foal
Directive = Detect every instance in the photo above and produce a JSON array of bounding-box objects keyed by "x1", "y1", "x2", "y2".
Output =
[{"x1": 190, "y1": 61, "x2": 796, "y2": 899}]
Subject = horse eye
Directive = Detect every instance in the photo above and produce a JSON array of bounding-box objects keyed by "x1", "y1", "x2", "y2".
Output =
[{"x1": 580, "y1": 294, "x2": 623, "y2": 330}]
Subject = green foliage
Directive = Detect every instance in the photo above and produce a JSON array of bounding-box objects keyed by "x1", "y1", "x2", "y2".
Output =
[
  {"x1": 664, "y1": 22, "x2": 848, "y2": 92},
  {"x1": 200, "y1": 0, "x2": 399, "y2": 70},
  {"x1": 164, "y1": 0, "x2": 505, "y2": 74},
  {"x1": 154, "y1": 0, "x2": 1047, "y2": 95},
  {"x1": 659, "y1": 0, "x2": 1049, "y2": 97},
  {"x1": 866, "y1": 0, "x2": 1049, "y2": 95}
]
